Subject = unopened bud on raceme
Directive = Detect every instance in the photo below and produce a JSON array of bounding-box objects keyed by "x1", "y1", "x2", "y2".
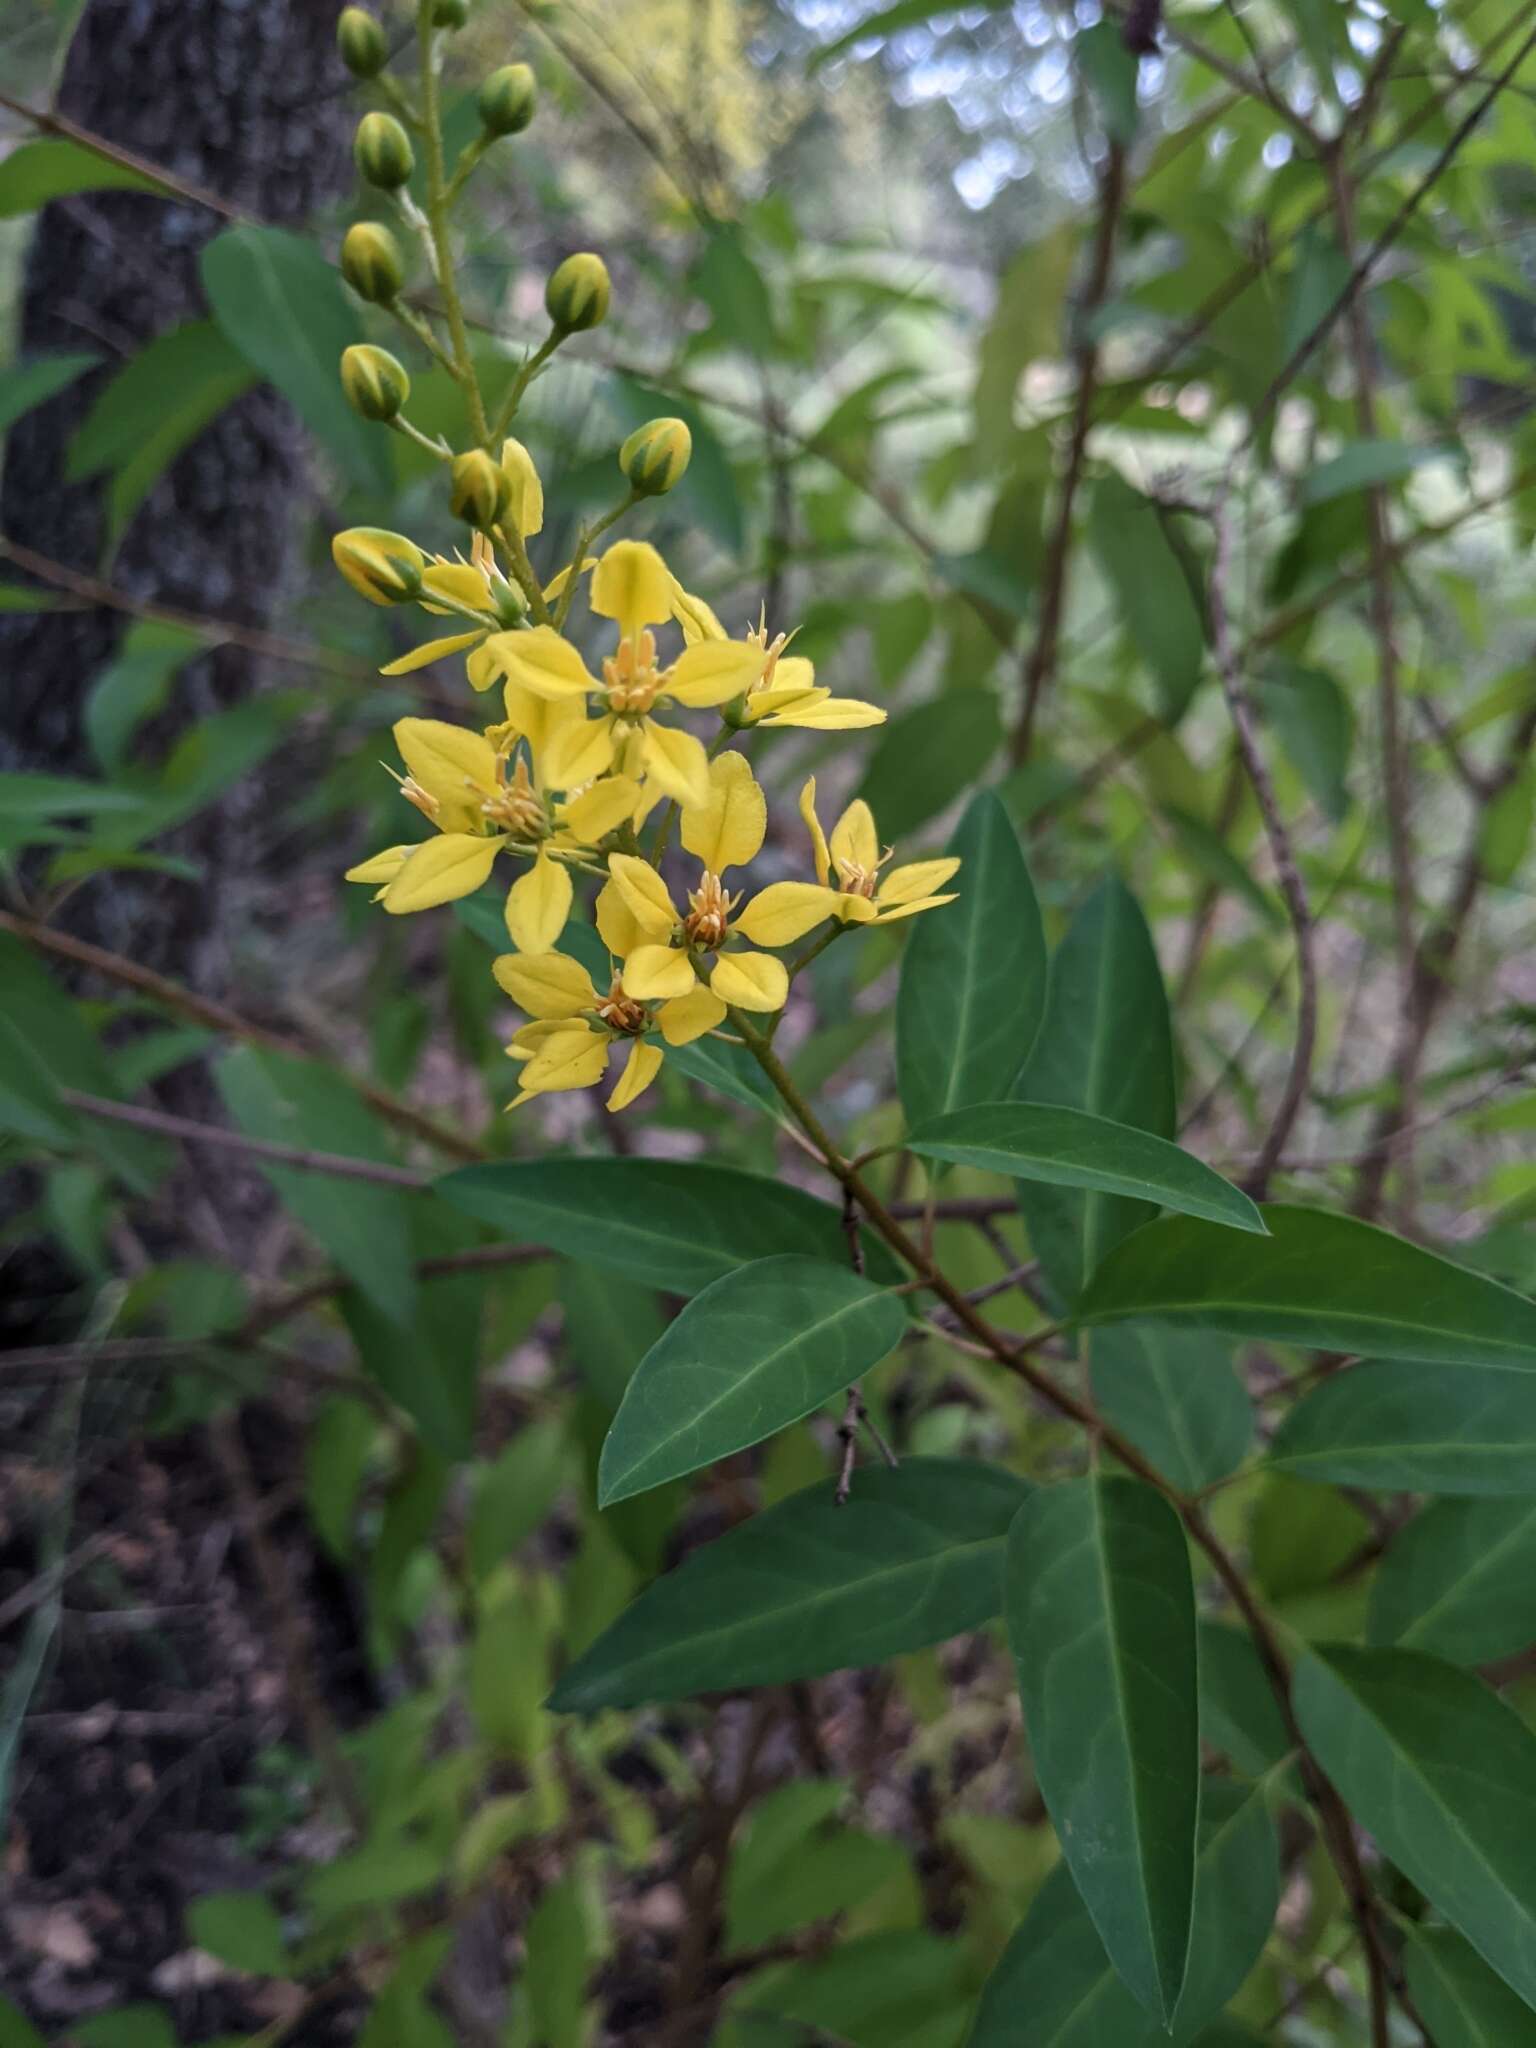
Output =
[
  {"x1": 451, "y1": 449, "x2": 513, "y2": 528},
  {"x1": 619, "y1": 417, "x2": 692, "y2": 497},
  {"x1": 478, "y1": 62, "x2": 537, "y2": 136},
  {"x1": 336, "y1": 6, "x2": 388, "y2": 76},
  {"x1": 333, "y1": 527, "x2": 425, "y2": 605},
  {"x1": 432, "y1": 0, "x2": 470, "y2": 23},
  {"x1": 354, "y1": 111, "x2": 415, "y2": 190},
  {"x1": 340, "y1": 221, "x2": 405, "y2": 303},
  {"x1": 545, "y1": 252, "x2": 610, "y2": 334},
  {"x1": 340, "y1": 344, "x2": 410, "y2": 422}
]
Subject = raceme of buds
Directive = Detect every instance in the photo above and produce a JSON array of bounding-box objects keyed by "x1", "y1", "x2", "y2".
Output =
[
  {"x1": 545, "y1": 253, "x2": 610, "y2": 335},
  {"x1": 341, "y1": 344, "x2": 410, "y2": 422},
  {"x1": 354, "y1": 110, "x2": 415, "y2": 190},
  {"x1": 620, "y1": 417, "x2": 692, "y2": 497},
  {"x1": 451, "y1": 449, "x2": 513, "y2": 529},
  {"x1": 336, "y1": 6, "x2": 388, "y2": 76},
  {"x1": 332, "y1": 528, "x2": 424, "y2": 605},
  {"x1": 478, "y1": 63, "x2": 537, "y2": 137},
  {"x1": 340, "y1": 221, "x2": 405, "y2": 303}
]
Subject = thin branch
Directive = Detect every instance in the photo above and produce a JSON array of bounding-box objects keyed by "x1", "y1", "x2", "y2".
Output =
[
  {"x1": 0, "y1": 86, "x2": 246, "y2": 220},
  {"x1": 58, "y1": 1089, "x2": 433, "y2": 1189}
]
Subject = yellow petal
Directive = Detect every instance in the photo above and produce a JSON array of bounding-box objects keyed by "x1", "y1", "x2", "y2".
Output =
[
  {"x1": 607, "y1": 1038, "x2": 663, "y2": 1112},
  {"x1": 680, "y1": 751, "x2": 766, "y2": 874},
  {"x1": 668, "y1": 577, "x2": 728, "y2": 645},
  {"x1": 500, "y1": 437, "x2": 543, "y2": 537},
  {"x1": 872, "y1": 893, "x2": 960, "y2": 924},
  {"x1": 878, "y1": 857, "x2": 962, "y2": 907},
  {"x1": 709, "y1": 950, "x2": 788, "y2": 1013},
  {"x1": 760, "y1": 696, "x2": 887, "y2": 731},
  {"x1": 639, "y1": 719, "x2": 711, "y2": 810},
  {"x1": 734, "y1": 880, "x2": 840, "y2": 948},
  {"x1": 741, "y1": 684, "x2": 824, "y2": 722},
  {"x1": 344, "y1": 844, "x2": 412, "y2": 885},
  {"x1": 506, "y1": 1016, "x2": 576, "y2": 1058},
  {"x1": 493, "y1": 949, "x2": 600, "y2": 1018},
  {"x1": 666, "y1": 640, "x2": 764, "y2": 708},
  {"x1": 503, "y1": 682, "x2": 578, "y2": 765},
  {"x1": 608, "y1": 852, "x2": 677, "y2": 938},
  {"x1": 595, "y1": 876, "x2": 644, "y2": 960},
  {"x1": 774, "y1": 654, "x2": 816, "y2": 694},
  {"x1": 503, "y1": 850, "x2": 573, "y2": 954},
  {"x1": 657, "y1": 985, "x2": 728, "y2": 1046},
  {"x1": 381, "y1": 833, "x2": 501, "y2": 913},
  {"x1": 832, "y1": 892, "x2": 881, "y2": 926},
  {"x1": 466, "y1": 642, "x2": 501, "y2": 693},
  {"x1": 543, "y1": 556, "x2": 595, "y2": 605},
  {"x1": 830, "y1": 798, "x2": 879, "y2": 878},
  {"x1": 591, "y1": 539, "x2": 672, "y2": 641},
  {"x1": 558, "y1": 774, "x2": 641, "y2": 845},
  {"x1": 487, "y1": 626, "x2": 595, "y2": 701},
  {"x1": 543, "y1": 716, "x2": 616, "y2": 791},
  {"x1": 521, "y1": 1024, "x2": 611, "y2": 1095},
  {"x1": 393, "y1": 717, "x2": 497, "y2": 829},
  {"x1": 421, "y1": 561, "x2": 493, "y2": 612},
  {"x1": 799, "y1": 778, "x2": 830, "y2": 886},
  {"x1": 622, "y1": 943, "x2": 696, "y2": 1001},
  {"x1": 380, "y1": 630, "x2": 486, "y2": 676}
]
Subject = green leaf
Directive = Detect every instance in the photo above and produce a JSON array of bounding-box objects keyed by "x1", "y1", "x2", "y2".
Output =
[
  {"x1": 85, "y1": 621, "x2": 203, "y2": 772},
  {"x1": 1091, "y1": 1327, "x2": 1252, "y2": 1495},
  {"x1": 187, "y1": 1890, "x2": 287, "y2": 1975},
  {"x1": 969, "y1": 1780, "x2": 1277, "y2": 2046},
  {"x1": 730, "y1": 1929, "x2": 969, "y2": 2047},
  {"x1": 0, "y1": 138, "x2": 166, "y2": 216},
  {"x1": 0, "y1": 1993, "x2": 46, "y2": 2047},
  {"x1": 726, "y1": 1782, "x2": 912, "y2": 1949},
  {"x1": 973, "y1": 226, "x2": 1078, "y2": 446},
  {"x1": 1281, "y1": 225, "x2": 1351, "y2": 363},
  {"x1": 908, "y1": 1102, "x2": 1263, "y2": 1235},
  {"x1": 1369, "y1": 1498, "x2": 1536, "y2": 1664},
  {"x1": 1014, "y1": 878, "x2": 1176, "y2": 1307},
  {"x1": 597, "y1": 1256, "x2": 906, "y2": 1504},
  {"x1": 1269, "y1": 1361, "x2": 1536, "y2": 1492},
  {"x1": 216, "y1": 1046, "x2": 418, "y2": 1325},
  {"x1": 1006, "y1": 1476, "x2": 1199, "y2": 2021},
  {"x1": 436, "y1": 1157, "x2": 900, "y2": 1296},
  {"x1": 1250, "y1": 1474, "x2": 1370, "y2": 1602},
  {"x1": 857, "y1": 691, "x2": 1004, "y2": 839},
  {"x1": 1162, "y1": 805, "x2": 1284, "y2": 930},
  {"x1": 1405, "y1": 1925, "x2": 1536, "y2": 2047},
  {"x1": 200, "y1": 225, "x2": 387, "y2": 490},
  {"x1": 896, "y1": 790, "x2": 1046, "y2": 1130},
  {"x1": 812, "y1": 0, "x2": 1009, "y2": 65},
  {"x1": 525, "y1": 1875, "x2": 593, "y2": 2048},
  {"x1": 549, "y1": 1458, "x2": 1026, "y2": 1711},
  {"x1": 468, "y1": 1419, "x2": 569, "y2": 1581},
  {"x1": 1078, "y1": 19, "x2": 1141, "y2": 145},
  {"x1": 1481, "y1": 768, "x2": 1533, "y2": 886},
  {"x1": 1080, "y1": 1206, "x2": 1536, "y2": 1368},
  {"x1": 1256, "y1": 660, "x2": 1353, "y2": 822},
  {"x1": 0, "y1": 351, "x2": 99, "y2": 434},
  {"x1": 1089, "y1": 473, "x2": 1205, "y2": 722},
  {"x1": 1294, "y1": 1645, "x2": 1536, "y2": 2010},
  {"x1": 689, "y1": 222, "x2": 777, "y2": 356},
  {"x1": 1300, "y1": 438, "x2": 1456, "y2": 505},
  {"x1": 1197, "y1": 1621, "x2": 1291, "y2": 1778}
]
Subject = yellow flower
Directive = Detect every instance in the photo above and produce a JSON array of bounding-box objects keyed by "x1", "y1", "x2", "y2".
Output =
[
  {"x1": 733, "y1": 778, "x2": 962, "y2": 948},
  {"x1": 483, "y1": 539, "x2": 762, "y2": 809},
  {"x1": 491, "y1": 948, "x2": 727, "y2": 1113},
  {"x1": 668, "y1": 578, "x2": 885, "y2": 732}
]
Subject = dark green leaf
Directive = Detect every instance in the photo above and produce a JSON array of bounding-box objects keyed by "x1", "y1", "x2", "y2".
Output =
[
  {"x1": 437, "y1": 1157, "x2": 900, "y2": 1296},
  {"x1": 1080, "y1": 1206, "x2": 1536, "y2": 1368},
  {"x1": 857, "y1": 691, "x2": 1003, "y2": 840},
  {"x1": 1250, "y1": 1474, "x2": 1370, "y2": 1602},
  {"x1": 1256, "y1": 660, "x2": 1353, "y2": 822},
  {"x1": 1162, "y1": 806, "x2": 1284, "y2": 930},
  {"x1": 1197, "y1": 1621, "x2": 1291, "y2": 1778},
  {"x1": 1300, "y1": 439, "x2": 1456, "y2": 506},
  {"x1": 973, "y1": 227, "x2": 1077, "y2": 446},
  {"x1": 1269, "y1": 1361, "x2": 1536, "y2": 1492},
  {"x1": 729, "y1": 1930, "x2": 969, "y2": 2048},
  {"x1": 1089, "y1": 474, "x2": 1205, "y2": 722},
  {"x1": 1078, "y1": 19, "x2": 1141, "y2": 145},
  {"x1": 896, "y1": 791, "x2": 1046, "y2": 1130},
  {"x1": 1405, "y1": 1925, "x2": 1536, "y2": 2047},
  {"x1": 1295, "y1": 1646, "x2": 1536, "y2": 2010},
  {"x1": 0, "y1": 351, "x2": 99, "y2": 434},
  {"x1": 726, "y1": 1783, "x2": 911, "y2": 1949},
  {"x1": 1006, "y1": 1476, "x2": 1199, "y2": 2021},
  {"x1": 1281, "y1": 225, "x2": 1351, "y2": 363},
  {"x1": 1015, "y1": 877, "x2": 1176, "y2": 1307},
  {"x1": 468, "y1": 1420, "x2": 569, "y2": 1581},
  {"x1": 1368, "y1": 1498, "x2": 1536, "y2": 1664},
  {"x1": 598, "y1": 1256, "x2": 906, "y2": 1504},
  {"x1": 689, "y1": 223, "x2": 776, "y2": 356},
  {"x1": 186, "y1": 1891, "x2": 287, "y2": 1975},
  {"x1": 1092, "y1": 1327, "x2": 1251, "y2": 1495},
  {"x1": 67, "y1": 323, "x2": 250, "y2": 480},
  {"x1": 0, "y1": 139, "x2": 165, "y2": 216},
  {"x1": 549, "y1": 1458, "x2": 1026, "y2": 1711},
  {"x1": 85, "y1": 622, "x2": 203, "y2": 772}
]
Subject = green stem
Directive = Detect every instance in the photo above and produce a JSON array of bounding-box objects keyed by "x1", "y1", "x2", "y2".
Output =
[
  {"x1": 554, "y1": 493, "x2": 640, "y2": 630},
  {"x1": 493, "y1": 522, "x2": 552, "y2": 626},
  {"x1": 388, "y1": 414, "x2": 455, "y2": 463},
  {"x1": 388, "y1": 298, "x2": 462, "y2": 379},
  {"x1": 489, "y1": 330, "x2": 562, "y2": 441},
  {"x1": 416, "y1": 1, "x2": 489, "y2": 446}
]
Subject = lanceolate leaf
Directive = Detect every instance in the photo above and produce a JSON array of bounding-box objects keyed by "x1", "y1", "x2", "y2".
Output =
[
  {"x1": 598, "y1": 1256, "x2": 906, "y2": 1505},
  {"x1": 1006, "y1": 1477, "x2": 1200, "y2": 2022},
  {"x1": 1268, "y1": 1360, "x2": 1536, "y2": 1493},
  {"x1": 436, "y1": 1157, "x2": 901, "y2": 1295},
  {"x1": 906, "y1": 1102, "x2": 1263, "y2": 1235},
  {"x1": 1294, "y1": 1646, "x2": 1536, "y2": 2009},
  {"x1": 1080, "y1": 1207, "x2": 1536, "y2": 1369},
  {"x1": 1368, "y1": 1498, "x2": 1536, "y2": 1663},
  {"x1": 1405, "y1": 1926, "x2": 1536, "y2": 2047},
  {"x1": 1014, "y1": 877, "x2": 1176, "y2": 1308},
  {"x1": 895, "y1": 791, "x2": 1046, "y2": 1130},
  {"x1": 1091, "y1": 1327, "x2": 1252, "y2": 1496},
  {"x1": 0, "y1": 137, "x2": 166, "y2": 216},
  {"x1": 549, "y1": 1458, "x2": 1026, "y2": 1711}
]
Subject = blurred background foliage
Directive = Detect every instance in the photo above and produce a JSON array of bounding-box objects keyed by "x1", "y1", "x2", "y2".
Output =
[{"x1": 3, "y1": 0, "x2": 1536, "y2": 2041}]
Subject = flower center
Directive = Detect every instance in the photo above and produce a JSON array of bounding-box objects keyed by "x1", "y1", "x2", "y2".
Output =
[
  {"x1": 604, "y1": 629, "x2": 664, "y2": 715},
  {"x1": 399, "y1": 776, "x2": 441, "y2": 822},
  {"x1": 683, "y1": 870, "x2": 737, "y2": 950},
  {"x1": 834, "y1": 856, "x2": 880, "y2": 898},
  {"x1": 477, "y1": 754, "x2": 548, "y2": 839},
  {"x1": 596, "y1": 975, "x2": 649, "y2": 1036}
]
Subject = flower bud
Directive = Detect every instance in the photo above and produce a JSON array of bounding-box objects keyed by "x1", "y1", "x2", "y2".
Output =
[
  {"x1": 545, "y1": 252, "x2": 610, "y2": 334},
  {"x1": 340, "y1": 221, "x2": 405, "y2": 303},
  {"x1": 336, "y1": 6, "x2": 388, "y2": 77},
  {"x1": 340, "y1": 343, "x2": 410, "y2": 422},
  {"x1": 451, "y1": 449, "x2": 513, "y2": 528},
  {"x1": 354, "y1": 110, "x2": 415, "y2": 191},
  {"x1": 478, "y1": 63, "x2": 537, "y2": 137},
  {"x1": 432, "y1": 0, "x2": 469, "y2": 22},
  {"x1": 333, "y1": 527, "x2": 425, "y2": 605},
  {"x1": 619, "y1": 417, "x2": 692, "y2": 497}
]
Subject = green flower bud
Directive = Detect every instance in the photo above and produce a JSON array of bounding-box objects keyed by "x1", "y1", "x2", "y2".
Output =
[
  {"x1": 451, "y1": 449, "x2": 513, "y2": 528},
  {"x1": 340, "y1": 221, "x2": 405, "y2": 303},
  {"x1": 432, "y1": 0, "x2": 469, "y2": 22},
  {"x1": 619, "y1": 416, "x2": 692, "y2": 497},
  {"x1": 336, "y1": 6, "x2": 388, "y2": 77},
  {"x1": 354, "y1": 110, "x2": 415, "y2": 191},
  {"x1": 340, "y1": 343, "x2": 410, "y2": 422},
  {"x1": 477, "y1": 62, "x2": 537, "y2": 137},
  {"x1": 333, "y1": 527, "x2": 425, "y2": 605},
  {"x1": 545, "y1": 252, "x2": 610, "y2": 335}
]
